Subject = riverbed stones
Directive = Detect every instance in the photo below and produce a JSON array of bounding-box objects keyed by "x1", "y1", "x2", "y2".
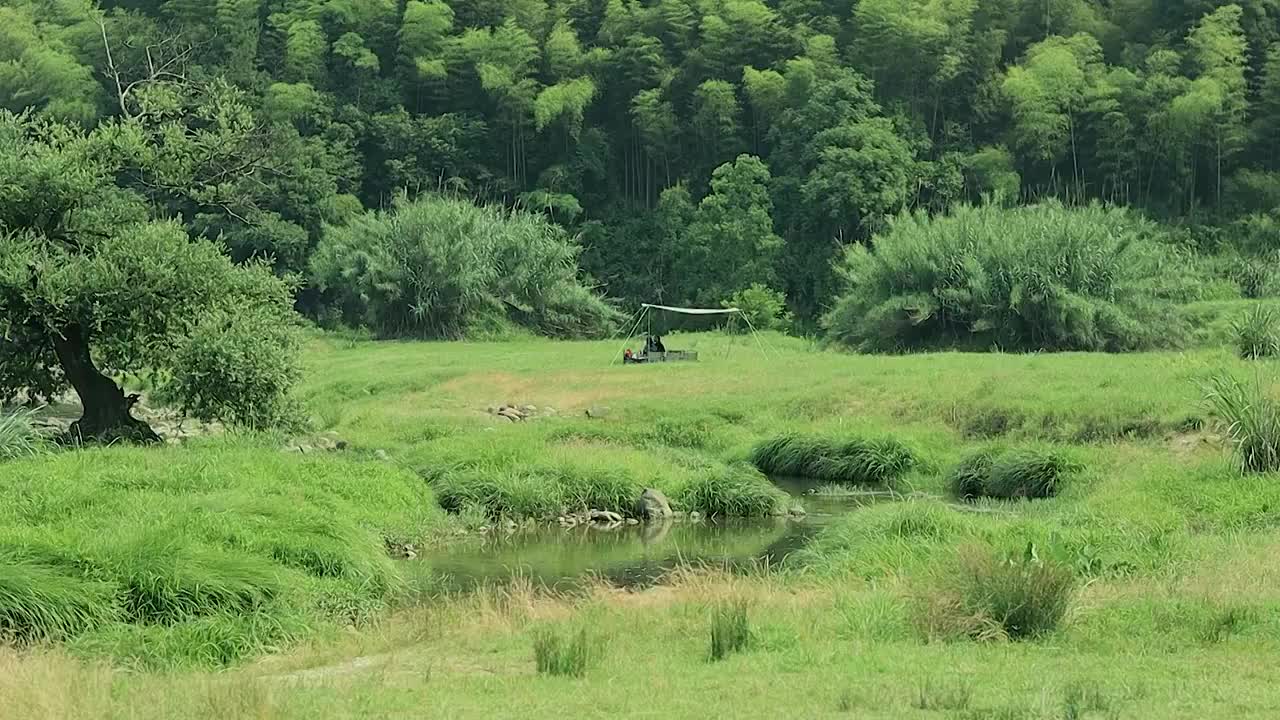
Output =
[
  {"x1": 634, "y1": 488, "x2": 673, "y2": 521},
  {"x1": 589, "y1": 509, "x2": 623, "y2": 524}
]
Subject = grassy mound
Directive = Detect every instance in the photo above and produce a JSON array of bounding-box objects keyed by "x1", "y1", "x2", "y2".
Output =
[
  {"x1": 749, "y1": 434, "x2": 918, "y2": 487},
  {"x1": 918, "y1": 543, "x2": 1076, "y2": 641},
  {"x1": 793, "y1": 500, "x2": 977, "y2": 579},
  {"x1": 948, "y1": 446, "x2": 1079, "y2": 500},
  {"x1": 419, "y1": 433, "x2": 788, "y2": 519},
  {"x1": 0, "y1": 440, "x2": 445, "y2": 667}
]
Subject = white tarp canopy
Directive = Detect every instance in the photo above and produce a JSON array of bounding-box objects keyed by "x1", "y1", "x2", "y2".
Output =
[
  {"x1": 641, "y1": 304, "x2": 742, "y2": 315},
  {"x1": 609, "y1": 302, "x2": 770, "y2": 364}
]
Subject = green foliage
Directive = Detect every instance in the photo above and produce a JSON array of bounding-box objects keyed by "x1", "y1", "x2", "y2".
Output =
[
  {"x1": 311, "y1": 194, "x2": 618, "y2": 339},
  {"x1": 0, "y1": 409, "x2": 48, "y2": 462},
  {"x1": 0, "y1": 98, "x2": 303, "y2": 439},
  {"x1": 1205, "y1": 373, "x2": 1280, "y2": 474},
  {"x1": 724, "y1": 284, "x2": 791, "y2": 334},
  {"x1": 708, "y1": 600, "x2": 752, "y2": 661},
  {"x1": 949, "y1": 447, "x2": 1080, "y2": 501},
  {"x1": 920, "y1": 543, "x2": 1077, "y2": 641},
  {"x1": 161, "y1": 311, "x2": 304, "y2": 430},
  {"x1": 1232, "y1": 305, "x2": 1280, "y2": 359},
  {"x1": 749, "y1": 434, "x2": 919, "y2": 487},
  {"x1": 681, "y1": 155, "x2": 782, "y2": 306},
  {"x1": 533, "y1": 626, "x2": 596, "y2": 677},
  {"x1": 824, "y1": 203, "x2": 1196, "y2": 352}
]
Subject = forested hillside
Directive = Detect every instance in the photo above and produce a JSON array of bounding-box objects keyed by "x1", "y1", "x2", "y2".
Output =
[{"x1": 6, "y1": 0, "x2": 1280, "y2": 322}]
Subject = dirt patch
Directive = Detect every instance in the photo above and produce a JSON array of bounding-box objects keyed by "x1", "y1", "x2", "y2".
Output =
[{"x1": 1168, "y1": 431, "x2": 1222, "y2": 460}]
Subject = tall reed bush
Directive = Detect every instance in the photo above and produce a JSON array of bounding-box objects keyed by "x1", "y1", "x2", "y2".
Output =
[
  {"x1": 1205, "y1": 373, "x2": 1280, "y2": 474},
  {"x1": 824, "y1": 202, "x2": 1195, "y2": 352},
  {"x1": 750, "y1": 434, "x2": 918, "y2": 486}
]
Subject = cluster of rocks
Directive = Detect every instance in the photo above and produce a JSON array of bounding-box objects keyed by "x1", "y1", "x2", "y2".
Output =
[
  {"x1": 555, "y1": 488, "x2": 686, "y2": 529},
  {"x1": 23, "y1": 393, "x2": 223, "y2": 445},
  {"x1": 486, "y1": 403, "x2": 557, "y2": 422}
]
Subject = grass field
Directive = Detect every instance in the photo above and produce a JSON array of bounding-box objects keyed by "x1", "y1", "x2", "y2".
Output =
[{"x1": 5, "y1": 329, "x2": 1280, "y2": 717}]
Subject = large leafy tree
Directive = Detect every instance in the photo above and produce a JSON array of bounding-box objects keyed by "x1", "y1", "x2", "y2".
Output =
[{"x1": 0, "y1": 109, "x2": 299, "y2": 442}]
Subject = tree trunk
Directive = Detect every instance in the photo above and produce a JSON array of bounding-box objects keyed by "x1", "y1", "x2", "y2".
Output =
[{"x1": 50, "y1": 324, "x2": 159, "y2": 444}]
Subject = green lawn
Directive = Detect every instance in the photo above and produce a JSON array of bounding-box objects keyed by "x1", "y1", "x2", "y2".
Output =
[{"x1": 4, "y1": 331, "x2": 1280, "y2": 717}]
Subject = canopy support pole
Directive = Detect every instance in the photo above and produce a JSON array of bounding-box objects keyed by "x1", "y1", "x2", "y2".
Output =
[{"x1": 609, "y1": 305, "x2": 650, "y2": 366}]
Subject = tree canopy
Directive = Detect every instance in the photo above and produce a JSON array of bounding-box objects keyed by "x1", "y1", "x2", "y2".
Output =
[{"x1": 2, "y1": 0, "x2": 1280, "y2": 351}]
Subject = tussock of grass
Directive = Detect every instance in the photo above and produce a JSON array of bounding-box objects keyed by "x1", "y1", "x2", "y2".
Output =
[
  {"x1": 678, "y1": 465, "x2": 787, "y2": 518},
  {"x1": 533, "y1": 626, "x2": 596, "y2": 677},
  {"x1": 919, "y1": 543, "x2": 1076, "y2": 641},
  {"x1": 949, "y1": 446, "x2": 1079, "y2": 500},
  {"x1": 0, "y1": 554, "x2": 120, "y2": 643},
  {"x1": 1205, "y1": 373, "x2": 1280, "y2": 474},
  {"x1": 0, "y1": 442, "x2": 444, "y2": 667},
  {"x1": 709, "y1": 600, "x2": 752, "y2": 661},
  {"x1": 749, "y1": 434, "x2": 918, "y2": 487},
  {"x1": 0, "y1": 409, "x2": 48, "y2": 462},
  {"x1": 1233, "y1": 305, "x2": 1280, "y2": 360}
]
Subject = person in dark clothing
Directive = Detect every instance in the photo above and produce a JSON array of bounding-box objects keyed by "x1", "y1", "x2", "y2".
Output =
[{"x1": 654, "y1": 335, "x2": 666, "y2": 353}]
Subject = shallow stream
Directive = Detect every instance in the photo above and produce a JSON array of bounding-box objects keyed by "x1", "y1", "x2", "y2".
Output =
[{"x1": 422, "y1": 478, "x2": 886, "y2": 591}]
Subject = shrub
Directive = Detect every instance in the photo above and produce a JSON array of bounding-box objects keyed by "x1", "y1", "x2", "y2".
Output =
[
  {"x1": 533, "y1": 626, "x2": 596, "y2": 677},
  {"x1": 1204, "y1": 373, "x2": 1280, "y2": 474},
  {"x1": 823, "y1": 202, "x2": 1195, "y2": 352},
  {"x1": 948, "y1": 446, "x2": 1078, "y2": 500},
  {"x1": 0, "y1": 409, "x2": 48, "y2": 461},
  {"x1": 1232, "y1": 305, "x2": 1280, "y2": 359},
  {"x1": 160, "y1": 311, "x2": 304, "y2": 430},
  {"x1": 749, "y1": 434, "x2": 919, "y2": 487},
  {"x1": 919, "y1": 543, "x2": 1076, "y2": 641},
  {"x1": 724, "y1": 283, "x2": 792, "y2": 333},
  {"x1": 311, "y1": 194, "x2": 620, "y2": 339},
  {"x1": 709, "y1": 600, "x2": 752, "y2": 661}
]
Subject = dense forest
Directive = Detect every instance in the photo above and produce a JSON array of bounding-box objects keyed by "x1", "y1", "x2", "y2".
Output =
[{"x1": 5, "y1": 0, "x2": 1280, "y2": 328}]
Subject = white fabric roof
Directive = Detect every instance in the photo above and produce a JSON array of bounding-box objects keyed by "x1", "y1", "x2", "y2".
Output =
[{"x1": 641, "y1": 304, "x2": 742, "y2": 315}]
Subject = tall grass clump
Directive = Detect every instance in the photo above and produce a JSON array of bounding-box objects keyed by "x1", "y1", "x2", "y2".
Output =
[
  {"x1": 533, "y1": 626, "x2": 596, "y2": 677},
  {"x1": 1233, "y1": 305, "x2": 1280, "y2": 359},
  {"x1": 0, "y1": 409, "x2": 48, "y2": 461},
  {"x1": 919, "y1": 543, "x2": 1076, "y2": 641},
  {"x1": 709, "y1": 600, "x2": 752, "y2": 661},
  {"x1": 679, "y1": 465, "x2": 788, "y2": 517},
  {"x1": 749, "y1": 434, "x2": 918, "y2": 486},
  {"x1": 948, "y1": 446, "x2": 1079, "y2": 500},
  {"x1": 823, "y1": 202, "x2": 1195, "y2": 352},
  {"x1": 0, "y1": 554, "x2": 120, "y2": 642},
  {"x1": 1205, "y1": 373, "x2": 1280, "y2": 474},
  {"x1": 311, "y1": 194, "x2": 620, "y2": 339}
]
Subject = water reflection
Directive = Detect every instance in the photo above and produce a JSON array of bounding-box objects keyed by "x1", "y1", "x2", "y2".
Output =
[{"x1": 422, "y1": 478, "x2": 888, "y2": 591}]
